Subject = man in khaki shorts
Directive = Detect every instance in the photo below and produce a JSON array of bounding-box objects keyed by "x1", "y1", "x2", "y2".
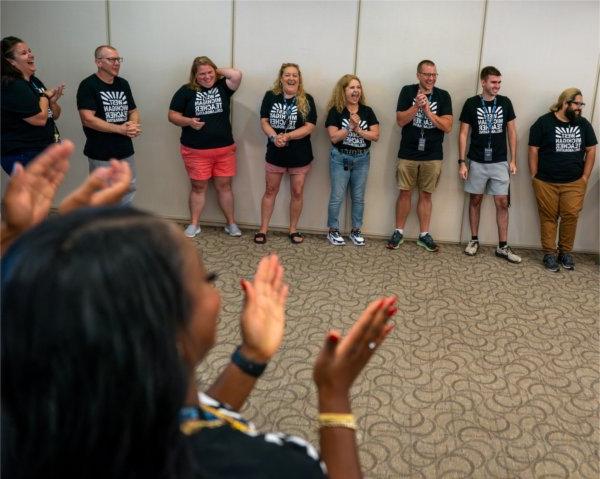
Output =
[{"x1": 387, "y1": 60, "x2": 453, "y2": 251}]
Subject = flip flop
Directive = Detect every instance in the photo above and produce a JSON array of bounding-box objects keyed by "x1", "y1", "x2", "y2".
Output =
[
  {"x1": 253, "y1": 232, "x2": 267, "y2": 244},
  {"x1": 289, "y1": 232, "x2": 304, "y2": 244}
]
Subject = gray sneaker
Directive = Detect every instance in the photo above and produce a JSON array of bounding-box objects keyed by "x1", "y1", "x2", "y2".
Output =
[
  {"x1": 495, "y1": 245, "x2": 521, "y2": 264},
  {"x1": 558, "y1": 253, "x2": 575, "y2": 270},
  {"x1": 224, "y1": 223, "x2": 242, "y2": 237},
  {"x1": 417, "y1": 233, "x2": 439, "y2": 252},
  {"x1": 184, "y1": 224, "x2": 201, "y2": 238},
  {"x1": 464, "y1": 240, "x2": 479, "y2": 256},
  {"x1": 543, "y1": 254, "x2": 560, "y2": 272}
]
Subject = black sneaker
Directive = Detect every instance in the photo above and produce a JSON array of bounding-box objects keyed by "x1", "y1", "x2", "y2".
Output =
[
  {"x1": 558, "y1": 253, "x2": 575, "y2": 270},
  {"x1": 417, "y1": 233, "x2": 439, "y2": 252},
  {"x1": 543, "y1": 254, "x2": 560, "y2": 272},
  {"x1": 386, "y1": 230, "x2": 404, "y2": 249}
]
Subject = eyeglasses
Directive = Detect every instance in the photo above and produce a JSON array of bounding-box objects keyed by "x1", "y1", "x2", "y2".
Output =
[
  {"x1": 205, "y1": 272, "x2": 218, "y2": 284},
  {"x1": 568, "y1": 101, "x2": 585, "y2": 107},
  {"x1": 98, "y1": 57, "x2": 124, "y2": 64},
  {"x1": 418, "y1": 72, "x2": 438, "y2": 78}
]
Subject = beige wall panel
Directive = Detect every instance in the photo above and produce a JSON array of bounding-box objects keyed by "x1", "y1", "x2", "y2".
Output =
[
  {"x1": 1, "y1": 1, "x2": 107, "y2": 201},
  {"x1": 232, "y1": 0, "x2": 357, "y2": 232},
  {"x1": 108, "y1": 0, "x2": 232, "y2": 220},
  {"x1": 469, "y1": 0, "x2": 599, "y2": 252},
  {"x1": 356, "y1": 0, "x2": 485, "y2": 242}
]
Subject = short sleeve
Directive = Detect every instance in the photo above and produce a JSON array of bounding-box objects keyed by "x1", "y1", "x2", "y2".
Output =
[
  {"x1": 219, "y1": 77, "x2": 235, "y2": 98},
  {"x1": 76, "y1": 80, "x2": 97, "y2": 111},
  {"x1": 169, "y1": 85, "x2": 189, "y2": 113},
  {"x1": 2, "y1": 80, "x2": 40, "y2": 118},
  {"x1": 124, "y1": 80, "x2": 137, "y2": 111},
  {"x1": 396, "y1": 85, "x2": 413, "y2": 112},
  {"x1": 305, "y1": 94, "x2": 317, "y2": 124},
  {"x1": 583, "y1": 120, "x2": 598, "y2": 147},
  {"x1": 260, "y1": 91, "x2": 272, "y2": 119},
  {"x1": 325, "y1": 107, "x2": 339, "y2": 128},
  {"x1": 504, "y1": 97, "x2": 516, "y2": 122},
  {"x1": 438, "y1": 90, "x2": 452, "y2": 116},
  {"x1": 458, "y1": 99, "x2": 473, "y2": 125},
  {"x1": 365, "y1": 106, "x2": 379, "y2": 126},
  {"x1": 528, "y1": 117, "x2": 543, "y2": 147}
]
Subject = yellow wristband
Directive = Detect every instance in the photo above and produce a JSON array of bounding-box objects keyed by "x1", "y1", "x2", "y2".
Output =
[{"x1": 318, "y1": 413, "x2": 357, "y2": 430}]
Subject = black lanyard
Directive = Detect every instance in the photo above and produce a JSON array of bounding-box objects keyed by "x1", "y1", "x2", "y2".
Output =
[
  {"x1": 283, "y1": 96, "x2": 296, "y2": 133},
  {"x1": 480, "y1": 96, "x2": 497, "y2": 148},
  {"x1": 419, "y1": 92, "x2": 433, "y2": 138}
]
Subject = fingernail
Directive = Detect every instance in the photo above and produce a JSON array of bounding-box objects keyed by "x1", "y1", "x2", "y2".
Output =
[
  {"x1": 327, "y1": 332, "x2": 339, "y2": 344},
  {"x1": 387, "y1": 307, "x2": 398, "y2": 317}
]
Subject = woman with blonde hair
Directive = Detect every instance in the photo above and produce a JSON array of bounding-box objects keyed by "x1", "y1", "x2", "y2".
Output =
[
  {"x1": 255, "y1": 63, "x2": 317, "y2": 244},
  {"x1": 325, "y1": 74, "x2": 379, "y2": 246},
  {"x1": 168, "y1": 56, "x2": 243, "y2": 238}
]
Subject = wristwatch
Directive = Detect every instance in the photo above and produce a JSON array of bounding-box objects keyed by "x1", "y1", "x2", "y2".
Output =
[
  {"x1": 269, "y1": 135, "x2": 276, "y2": 143},
  {"x1": 458, "y1": 159, "x2": 466, "y2": 164},
  {"x1": 231, "y1": 346, "x2": 268, "y2": 378}
]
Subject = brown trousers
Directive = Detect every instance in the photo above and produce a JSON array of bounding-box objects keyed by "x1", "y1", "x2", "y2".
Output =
[{"x1": 532, "y1": 177, "x2": 587, "y2": 253}]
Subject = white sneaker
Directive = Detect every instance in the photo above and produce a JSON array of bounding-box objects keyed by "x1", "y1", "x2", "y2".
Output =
[
  {"x1": 350, "y1": 229, "x2": 365, "y2": 246},
  {"x1": 464, "y1": 240, "x2": 479, "y2": 256},
  {"x1": 495, "y1": 245, "x2": 521, "y2": 264},
  {"x1": 327, "y1": 229, "x2": 345, "y2": 246},
  {"x1": 224, "y1": 223, "x2": 242, "y2": 237},
  {"x1": 184, "y1": 224, "x2": 201, "y2": 238}
]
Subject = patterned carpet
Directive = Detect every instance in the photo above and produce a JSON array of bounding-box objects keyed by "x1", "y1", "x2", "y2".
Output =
[{"x1": 188, "y1": 224, "x2": 599, "y2": 479}]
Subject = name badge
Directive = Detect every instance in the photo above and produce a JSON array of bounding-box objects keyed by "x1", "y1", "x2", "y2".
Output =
[
  {"x1": 418, "y1": 138, "x2": 426, "y2": 151},
  {"x1": 484, "y1": 147, "x2": 493, "y2": 162}
]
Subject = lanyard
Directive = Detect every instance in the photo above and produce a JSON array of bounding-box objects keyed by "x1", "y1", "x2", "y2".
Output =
[
  {"x1": 419, "y1": 92, "x2": 433, "y2": 138},
  {"x1": 283, "y1": 96, "x2": 296, "y2": 133},
  {"x1": 480, "y1": 96, "x2": 497, "y2": 147}
]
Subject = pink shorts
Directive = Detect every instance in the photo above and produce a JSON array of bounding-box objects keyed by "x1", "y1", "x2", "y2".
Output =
[
  {"x1": 265, "y1": 162, "x2": 311, "y2": 175},
  {"x1": 180, "y1": 144, "x2": 237, "y2": 180}
]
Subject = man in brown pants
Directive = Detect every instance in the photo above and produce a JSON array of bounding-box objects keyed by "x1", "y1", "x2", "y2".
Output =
[{"x1": 528, "y1": 88, "x2": 597, "y2": 272}]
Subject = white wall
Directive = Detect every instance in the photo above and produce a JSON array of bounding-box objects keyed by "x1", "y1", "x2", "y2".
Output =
[{"x1": 2, "y1": 0, "x2": 599, "y2": 252}]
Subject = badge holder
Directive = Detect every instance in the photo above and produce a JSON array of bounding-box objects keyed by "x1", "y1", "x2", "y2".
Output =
[
  {"x1": 418, "y1": 137, "x2": 426, "y2": 152},
  {"x1": 484, "y1": 147, "x2": 493, "y2": 162}
]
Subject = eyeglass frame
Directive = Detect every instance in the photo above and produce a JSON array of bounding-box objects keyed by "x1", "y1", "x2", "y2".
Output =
[
  {"x1": 418, "y1": 72, "x2": 439, "y2": 79},
  {"x1": 97, "y1": 56, "x2": 124, "y2": 64},
  {"x1": 568, "y1": 100, "x2": 586, "y2": 108}
]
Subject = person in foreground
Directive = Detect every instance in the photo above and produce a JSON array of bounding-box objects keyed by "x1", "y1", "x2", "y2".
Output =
[
  {"x1": 2, "y1": 185, "x2": 396, "y2": 478},
  {"x1": 528, "y1": 88, "x2": 597, "y2": 272}
]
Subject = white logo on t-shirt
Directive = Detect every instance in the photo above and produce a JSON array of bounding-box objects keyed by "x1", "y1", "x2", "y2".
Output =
[
  {"x1": 341, "y1": 118, "x2": 367, "y2": 148},
  {"x1": 269, "y1": 102, "x2": 298, "y2": 130},
  {"x1": 412, "y1": 101, "x2": 437, "y2": 129},
  {"x1": 100, "y1": 91, "x2": 128, "y2": 123},
  {"x1": 34, "y1": 86, "x2": 53, "y2": 119},
  {"x1": 195, "y1": 88, "x2": 223, "y2": 116},
  {"x1": 555, "y1": 126, "x2": 581, "y2": 153},
  {"x1": 476, "y1": 106, "x2": 504, "y2": 134}
]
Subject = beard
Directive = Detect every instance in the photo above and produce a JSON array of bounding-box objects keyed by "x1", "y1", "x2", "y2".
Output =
[{"x1": 565, "y1": 108, "x2": 581, "y2": 122}]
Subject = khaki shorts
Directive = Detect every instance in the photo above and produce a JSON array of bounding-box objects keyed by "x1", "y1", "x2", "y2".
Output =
[{"x1": 396, "y1": 158, "x2": 442, "y2": 193}]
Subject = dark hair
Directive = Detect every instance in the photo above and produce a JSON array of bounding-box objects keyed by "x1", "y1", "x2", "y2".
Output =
[
  {"x1": 1, "y1": 208, "x2": 193, "y2": 479},
  {"x1": 417, "y1": 59, "x2": 435, "y2": 73},
  {"x1": 480, "y1": 65, "x2": 501, "y2": 80},
  {"x1": 1, "y1": 36, "x2": 25, "y2": 84}
]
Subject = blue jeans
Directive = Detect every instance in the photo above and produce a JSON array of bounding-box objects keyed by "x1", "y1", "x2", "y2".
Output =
[
  {"x1": 88, "y1": 155, "x2": 137, "y2": 206},
  {"x1": 327, "y1": 148, "x2": 370, "y2": 230},
  {"x1": 1, "y1": 147, "x2": 46, "y2": 174}
]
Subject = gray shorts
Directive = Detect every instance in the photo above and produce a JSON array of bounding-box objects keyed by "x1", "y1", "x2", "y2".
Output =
[{"x1": 464, "y1": 160, "x2": 509, "y2": 196}]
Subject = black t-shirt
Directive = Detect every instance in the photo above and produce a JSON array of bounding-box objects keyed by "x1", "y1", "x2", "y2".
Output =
[
  {"x1": 325, "y1": 104, "x2": 379, "y2": 152},
  {"x1": 169, "y1": 78, "x2": 235, "y2": 149},
  {"x1": 183, "y1": 396, "x2": 326, "y2": 478},
  {"x1": 260, "y1": 91, "x2": 317, "y2": 168},
  {"x1": 1, "y1": 76, "x2": 56, "y2": 155},
  {"x1": 529, "y1": 112, "x2": 598, "y2": 183},
  {"x1": 396, "y1": 84, "x2": 452, "y2": 160},
  {"x1": 76, "y1": 74, "x2": 136, "y2": 160},
  {"x1": 459, "y1": 95, "x2": 516, "y2": 163}
]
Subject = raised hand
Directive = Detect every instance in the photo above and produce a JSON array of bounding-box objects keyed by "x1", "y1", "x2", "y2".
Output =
[
  {"x1": 314, "y1": 296, "x2": 396, "y2": 398},
  {"x1": 58, "y1": 160, "x2": 132, "y2": 213},
  {"x1": 239, "y1": 254, "x2": 289, "y2": 363}
]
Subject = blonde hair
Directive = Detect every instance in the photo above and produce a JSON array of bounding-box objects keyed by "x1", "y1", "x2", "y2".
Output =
[
  {"x1": 187, "y1": 56, "x2": 222, "y2": 91},
  {"x1": 550, "y1": 88, "x2": 582, "y2": 112},
  {"x1": 326, "y1": 74, "x2": 366, "y2": 113},
  {"x1": 271, "y1": 63, "x2": 310, "y2": 119}
]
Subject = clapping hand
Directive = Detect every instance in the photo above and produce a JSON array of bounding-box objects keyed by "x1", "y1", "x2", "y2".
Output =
[
  {"x1": 189, "y1": 118, "x2": 206, "y2": 131},
  {"x1": 239, "y1": 255, "x2": 289, "y2": 363},
  {"x1": 46, "y1": 84, "x2": 65, "y2": 102}
]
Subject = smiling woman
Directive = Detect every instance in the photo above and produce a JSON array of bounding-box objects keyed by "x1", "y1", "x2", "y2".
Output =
[{"x1": 1, "y1": 36, "x2": 64, "y2": 173}]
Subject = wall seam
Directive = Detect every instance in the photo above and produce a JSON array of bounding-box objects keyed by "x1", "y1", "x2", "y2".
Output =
[
  {"x1": 105, "y1": 0, "x2": 111, "y2": 44},
  {"x1": 591, "y1": 53, "x2": 599, "y2": 123},
  {"x1": 459, "y1": 0, "x2": 489, "y2": 244},
  {"x1": 231, "y1": 0, "x2": 236, "y2": 67}
]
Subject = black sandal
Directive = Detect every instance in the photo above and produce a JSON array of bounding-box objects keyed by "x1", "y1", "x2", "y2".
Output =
[
  {"x1": 289, "y1": 232, "x2": 304, "y2": 244},
  {"x1": 253, "y1": 232, "x2": 267, "y2": 244}
]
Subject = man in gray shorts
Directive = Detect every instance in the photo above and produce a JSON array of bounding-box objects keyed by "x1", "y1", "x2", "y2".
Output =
[{"x1": 458, "y1": 66, "x2": 521, "y2": 263}]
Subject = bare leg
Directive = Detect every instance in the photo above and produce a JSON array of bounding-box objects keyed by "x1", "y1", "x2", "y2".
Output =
[
  {"x1": 289, "y1": 173, "x2": 307, "y2": 233},
  {"x1": 189, "y1": 179, "x2": 209, "y2": 225},
  {"x1": 213, "y1": 176, "x2": 235, "y2": 224},
  {"x1": 394, "y1": 190, "x2": 412, "y2": 228},
  {"x1": 494, "y1": 195, "x2": 509, "y2": 243},
  {"x1": 416, "y1": 191, "x2": 432, "y2": 232},
  {"x1": 469, "y1": 194, "x2": 484, "y2": 237},
  {"x1": 259, "y1": 172, "x2": 284, "y2": 233}
]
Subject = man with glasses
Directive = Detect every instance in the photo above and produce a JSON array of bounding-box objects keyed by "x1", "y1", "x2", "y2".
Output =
[
  {"x1": 458, "y1": 66, "x2": 521, "y2": 264},
  {"x1": 76, "y1": 45, "x2": 141, "y2": 205},
  {"x1": 529, "y1": 88, "x2": 597, "y2": 272},
  {"x1": 387, "y1": 59, "x2": 453, "y2": 252}
]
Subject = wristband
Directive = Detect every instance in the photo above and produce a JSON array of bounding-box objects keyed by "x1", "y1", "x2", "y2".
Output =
[
  {"x1": 458, "y1": 159, "x2": 466, "y2": 164},
  {"x1": 318, "y1": 413, "x2": 357, "y2": 430},
  {"x1": 231, "y1": 346, "x2": 267, "y2": 378},
  {"x1": 269, "y1": 135, "x2": 276, "y2": 143}
]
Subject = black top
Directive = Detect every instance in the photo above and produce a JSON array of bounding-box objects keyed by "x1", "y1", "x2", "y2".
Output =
[
  {"x1": 169, "y1": 78, "x2": 235, "y2": 149},
  {"x1": 260, "y1": 91, "x2": 317, "y2": 168},
  {"x1": 396, "y1": 84, "x2": 452, "y2": 161},
  {"x1": 529, "y1": 112, "x2": 598, "y2": 183},
  {"x1": 325, "y1": 104, "x2": 379, "y2": 152},
  {"x1": 459, "y1": 94, "x2": 516, "y2": 163},
  {"x1": 76, "y1": 74, "x2": 137, "y2": 160},
  {"x1": 183, "y1": 395, "x2": 326, "y2": 478},
  {"x1": 1, "y1": 76, "x2": 56, "y2": 155}
]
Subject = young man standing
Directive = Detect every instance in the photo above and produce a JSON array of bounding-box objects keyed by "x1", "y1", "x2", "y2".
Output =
[
  {"x1": 77, "y1": 45, "x2": 141, "y2": 206},
  {"x1": 387, "y1": 59, "x2": 453, "y2": 252},
  {"x1": 458, "y1": 66, "x2": 521, "y2": 263},
  {"x1": 529, "y1": 88, "x2": 597, "y2": 271}
]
